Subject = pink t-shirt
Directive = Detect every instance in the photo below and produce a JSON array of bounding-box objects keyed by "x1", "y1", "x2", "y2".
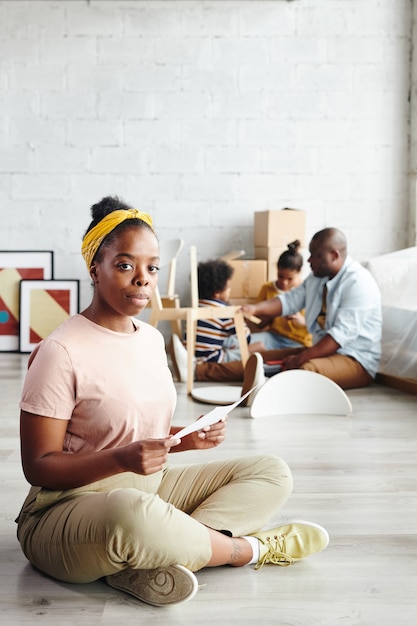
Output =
[{"x1": 20, "y1": 315, "x2": 176, "y2": 454}]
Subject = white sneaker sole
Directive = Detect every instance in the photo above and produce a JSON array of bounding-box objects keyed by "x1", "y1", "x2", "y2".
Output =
[
  {"x1": 106, "y1": 564, "x2": 198, "y2": 607},
  {"x1": 241, "y1": 353, "x2": 265, "y2": 408},
  {"x1": 289, "y1": 519, "x2": 330, "y2": 547},
  {"x1": 170, "y1": 334, "x2": 188, "y2": 383}
]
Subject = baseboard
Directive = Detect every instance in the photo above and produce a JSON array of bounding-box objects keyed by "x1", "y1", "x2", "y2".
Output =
[{"x1": 375, "y1": 372, "x2": 417, "y2": 396}]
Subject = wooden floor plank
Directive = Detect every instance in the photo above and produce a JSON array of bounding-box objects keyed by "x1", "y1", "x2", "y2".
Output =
[{"x1": 1, "y1": 353, "x2": 416, "y2": 625}]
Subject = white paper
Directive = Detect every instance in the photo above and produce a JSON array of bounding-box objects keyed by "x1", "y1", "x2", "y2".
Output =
[{"x1": 174, "y1": 384, "x2": 260, "y2": 439}]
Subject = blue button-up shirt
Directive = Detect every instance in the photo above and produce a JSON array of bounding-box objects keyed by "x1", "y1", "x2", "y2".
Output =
[{"x1": 278, "y1": 256, "x2": 382, "y2": 377}]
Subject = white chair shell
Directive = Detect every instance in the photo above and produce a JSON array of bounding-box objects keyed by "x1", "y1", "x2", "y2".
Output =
[{"x1": 250, "y1": 370, "x2": 352, "y2": 418}]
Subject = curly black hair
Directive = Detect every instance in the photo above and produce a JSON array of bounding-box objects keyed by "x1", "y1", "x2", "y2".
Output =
[
  {"x1": 198, "y1": 259, "x2": 234, "y2": 300},
  {"x1": 82, "y1": 195, "x2": 155, "y2": 265}
]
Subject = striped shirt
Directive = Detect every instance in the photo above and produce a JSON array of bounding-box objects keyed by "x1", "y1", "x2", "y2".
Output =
[{"x1": 195, "y1": 298, "x2": 250, "y2": 363}]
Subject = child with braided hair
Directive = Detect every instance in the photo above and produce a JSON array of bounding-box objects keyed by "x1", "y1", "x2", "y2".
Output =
[{"x1": 252, "y1": 240, "x2": 312, "y2": 350}]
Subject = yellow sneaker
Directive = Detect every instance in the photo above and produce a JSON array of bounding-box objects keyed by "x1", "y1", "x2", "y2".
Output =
[{"x1": 251, "y1": 521, "x2": 329, "y2": 569}]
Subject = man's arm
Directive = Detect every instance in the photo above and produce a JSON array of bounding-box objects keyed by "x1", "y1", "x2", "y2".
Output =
[
  {"x1": 241, "y1": 297, "x2": 283, "y2": 326},
  {"x1": 282, "y1": 334, "x2": 340, "y2": 370}
]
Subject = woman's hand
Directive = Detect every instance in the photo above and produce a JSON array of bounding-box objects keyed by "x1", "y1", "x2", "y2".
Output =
[
  {"x1": 20, "y1": 409, "x2": 181, "y2": 489},
  {"x1": 192, "y1": 415, "x2": 227, "y2": 449},
  {"x1": 118, "y1": 437, "x2": 180, "y2": 474},
  {"x1": 171, "y1": 416, "x2": 227, "y2": 452}
]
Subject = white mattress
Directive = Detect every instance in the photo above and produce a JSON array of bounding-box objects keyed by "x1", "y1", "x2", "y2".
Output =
[{"x1": 364, "y1": 247, "x2": 417, "y2": 379}]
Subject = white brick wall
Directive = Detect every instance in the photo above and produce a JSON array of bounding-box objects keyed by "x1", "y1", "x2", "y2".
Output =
[{"x1": 0, "y1": 0, "x2": 413, "y2": 312}]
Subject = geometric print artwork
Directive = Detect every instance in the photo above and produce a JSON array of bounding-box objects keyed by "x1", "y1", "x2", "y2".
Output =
[
  {"x1": 0, "y1": 251, "x2": 53, "y2": 351},
  {"x1": 19, "y1": 279, "x2": 80, "y2": 353}
]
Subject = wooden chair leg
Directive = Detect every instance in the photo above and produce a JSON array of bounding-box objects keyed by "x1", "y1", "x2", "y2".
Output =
[
  {"x1": 186, "y1": 309, "x2": 195, "y2": 394},
  {"x1": 234, "y1": 311, "x2": 249, "y2": 366},
  {"x1": 161, "y1": 295, "x2": 182, "y2": 337}
]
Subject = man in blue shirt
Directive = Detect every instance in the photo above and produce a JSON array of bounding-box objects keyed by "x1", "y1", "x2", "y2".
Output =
[{"x1": 243, "y1": 227, "x2": 382, "y2": 390}]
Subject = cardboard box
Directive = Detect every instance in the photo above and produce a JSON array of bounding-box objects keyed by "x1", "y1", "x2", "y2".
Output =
[
  {"x1": 228, "y1": 259, "x2": 267, "y2": 299},
  {"x1": 254, "y1": 208, "x2": 305, "y2": 248},
  {"x1": 254, "y1": 246, "x2": 285, "y2": 282}
]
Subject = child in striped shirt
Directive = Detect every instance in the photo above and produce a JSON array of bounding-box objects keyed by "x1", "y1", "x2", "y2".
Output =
[{"x1": 195, "y1": 259, "x2": 264, "y2": 363}]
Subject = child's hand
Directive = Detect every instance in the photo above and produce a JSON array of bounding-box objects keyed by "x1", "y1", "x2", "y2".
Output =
[
  {"x1": 249, "y1": 341, "x2": 266, "y2": 353},
  {"x1": 287, "y1": 312, "x2": 306, "y2": 328}
]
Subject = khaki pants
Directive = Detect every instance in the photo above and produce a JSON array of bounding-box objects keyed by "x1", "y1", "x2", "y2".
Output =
[
  {"x1": 17, "y1": 455, "x2": 292, "y2": 583},
  {"x1": 196, "y1": 349, "x2": 372, "y2": 390}
]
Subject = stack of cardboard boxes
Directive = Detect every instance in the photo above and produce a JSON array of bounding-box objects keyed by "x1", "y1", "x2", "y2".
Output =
[
  {"x1": 229, "y1": 208, "x2": 306, "y2": 305},
  {"x1": 254, "y1": 208, "x2": 306, "y2": 281}
]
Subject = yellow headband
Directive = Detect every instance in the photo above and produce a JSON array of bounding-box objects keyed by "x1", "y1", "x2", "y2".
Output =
[{"x1": 81, "y1": 208, "x2": 154, "y2": 269}]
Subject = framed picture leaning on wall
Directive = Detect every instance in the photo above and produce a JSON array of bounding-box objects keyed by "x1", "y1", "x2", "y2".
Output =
[
  {"x1": 19, "y1": 279, "x2": 80, "y2": 353},
  {"x1": 0, "y1": 251, "x2": 54, "y2": 352}
]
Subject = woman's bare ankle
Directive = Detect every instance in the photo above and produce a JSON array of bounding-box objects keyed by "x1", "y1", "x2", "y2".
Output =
[{"x1": 228, "y1": 537, "x2": 253, "y2": 567}]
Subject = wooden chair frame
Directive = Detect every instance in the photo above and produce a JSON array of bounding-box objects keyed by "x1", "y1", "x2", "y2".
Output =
[
  {"x1": 149, "y1": 238, "x2": 184, "y2": 337},
  {"x1": 149, "y1": 245, "x2": 249, "y2": 394}
]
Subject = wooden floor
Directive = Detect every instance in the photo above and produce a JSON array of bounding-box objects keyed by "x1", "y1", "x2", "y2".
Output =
[{"x1": 1, "y1": 352, "x2": 416, "y2": 625}]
